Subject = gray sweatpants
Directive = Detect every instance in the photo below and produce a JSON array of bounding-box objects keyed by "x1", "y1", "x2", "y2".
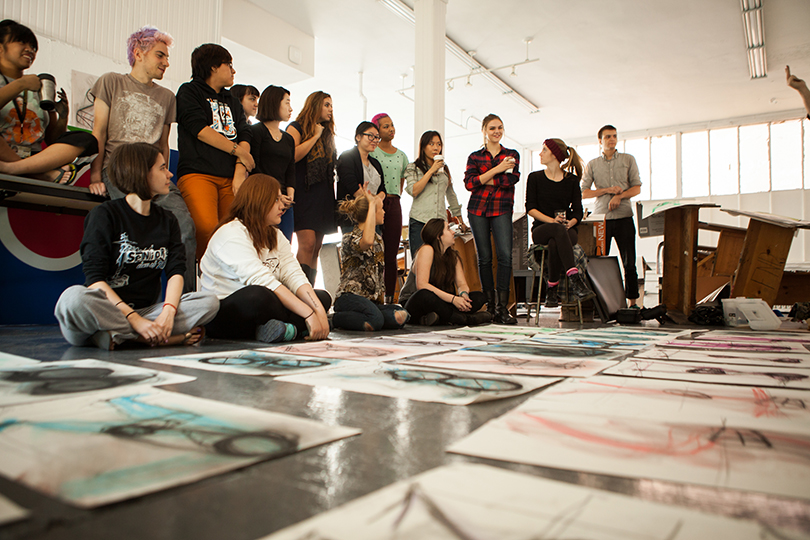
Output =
[
  {"x1": 54, "y1": 286, "x2": 219, "y2": 346},
  {"x1": 103, "y1": 170, "x2": 198, "y2": 293}
]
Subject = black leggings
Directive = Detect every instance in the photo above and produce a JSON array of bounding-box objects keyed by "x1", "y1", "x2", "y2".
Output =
[
  {"x1": 405, "y1": 289, "x2": 487, "y2": 325},
  {"x1": 206, "y1": 285, "x2": 332, "y2": 339},
  {"x1": 532, "y1": 223, "x2": 578, "y2": 283}
]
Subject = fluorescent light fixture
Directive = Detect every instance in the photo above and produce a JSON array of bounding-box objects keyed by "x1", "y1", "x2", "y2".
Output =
[
  {"x1": 378, "y1": 0, "x2": 540, "y2": 113},
  {"x1": 741, "y1": 0, "x2": 766, "y2": 79}
]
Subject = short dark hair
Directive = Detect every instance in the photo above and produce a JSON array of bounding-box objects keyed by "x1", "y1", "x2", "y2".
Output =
[
  {"x1": 598, "y1": 125, "x2": 617, "y2": 139},
  {"x1": 190, "y1": 43, "x2": 232, "y2": 81},
  {"x1": 230, "y1": 84, "x2": 259, "y2": 102},
  {"x1": 0, "y1": 20, "x2": 37, "y2": 50},
  {"x1": 256, "y1": 85, "x2": 290, "y2": 122},
  {"x1": 108, "y1": 143, "x2": 161, "y2": 200},
  {"x1": 354, "y1": 121, "x2": 377, "y2": 143}
]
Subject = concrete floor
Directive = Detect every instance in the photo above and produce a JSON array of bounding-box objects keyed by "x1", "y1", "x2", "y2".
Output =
[{"x1": 0, "y1": 314, "x2": 809, "y2": 539}]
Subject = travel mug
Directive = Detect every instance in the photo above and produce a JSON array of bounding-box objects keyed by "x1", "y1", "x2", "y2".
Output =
[{"x1": 38, "y1": 74, "x2": 56, "y2": 111}]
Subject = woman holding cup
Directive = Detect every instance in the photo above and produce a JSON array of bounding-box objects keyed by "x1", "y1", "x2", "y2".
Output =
[
  {"x1": 0, "y1": 19, "x2": 97, "y2": 184},
  {"x1": 526, "y1": 138, "x2": 595, "y2": 307},
  {"x1": 404, "y1": 130, "x2": 466, "y2": 258},
  {"x1": 463, "y1": 114, "x2": 519, "y2": 324}
]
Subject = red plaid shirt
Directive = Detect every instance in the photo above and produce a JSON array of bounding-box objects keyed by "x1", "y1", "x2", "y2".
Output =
[{"x1": 464, "y1": 146, "x2": 520, "y2": 217}]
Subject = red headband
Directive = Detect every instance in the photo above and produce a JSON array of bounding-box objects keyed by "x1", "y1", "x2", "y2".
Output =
[{"x1": 544, "y1": 139, "x2": 567, "y2": 164}]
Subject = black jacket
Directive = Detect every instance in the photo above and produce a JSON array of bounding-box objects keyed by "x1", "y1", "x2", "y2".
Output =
[{"x1": 336, "y1": 146, "x2": 384, "y2": 229}]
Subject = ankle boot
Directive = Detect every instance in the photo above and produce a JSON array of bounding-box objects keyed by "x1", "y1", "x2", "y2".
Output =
[
  {"x1": 449, "y1": 310, "x2": 467, "y2": 325},
  {"x1": 495, "y1": 290, "x2": 517, "y2": 325},
  {"x1": 570, "y1": 273, "x2": 596, "y2": 302},
  {"x1": 466, "y1": 311, "x2": 493, "y2": 326},
  {"x1": 545, "y1": 285, "x2": 559, "y2": 308},
  {"x1": 485, "y1": 290, "x2": 497, "y2": 318}
]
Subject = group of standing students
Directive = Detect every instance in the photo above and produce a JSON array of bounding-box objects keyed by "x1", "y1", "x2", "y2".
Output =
[{"x1": 0, "y1": 20, "x2": 598, "y2": 349}]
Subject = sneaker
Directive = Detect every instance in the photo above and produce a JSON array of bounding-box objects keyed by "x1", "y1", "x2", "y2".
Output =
[
  {"x1": 545, "y1": 286, "x2": 559, "y2": 308},
  {"x1": 256, "y1": 320, "x2": 297, "y2": 343}
]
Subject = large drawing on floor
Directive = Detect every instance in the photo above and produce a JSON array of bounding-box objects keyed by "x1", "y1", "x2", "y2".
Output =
[
  {"x1": 0, "y1": 387, "x2": 360, "y2": 507},
  {"x1": 261, "y1": 462, "x2": 772, "y2": 539},
  {"x1": 276, "y1": 363, "x2": 559, "y2": 405},
  {"x1": 0, "y1": 359, "x2": 195, "y2": 406},
  {"x1": 144, "y1": 349, "x2": 358, "y2": 377}
]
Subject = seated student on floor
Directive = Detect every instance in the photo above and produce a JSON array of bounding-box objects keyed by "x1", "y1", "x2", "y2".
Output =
[
  {"x1": 54, "y1": 143, "x2": 219, "y2": 350},
  {"x1": 0, "y1": 19, "x2": 97, "y2": 184},
  {"x1": 526, "y1": 138, "x2": 595, "y2": 307},
  {"x1": 403, "y1": 218, "x2": 491, "y2": 327},
  {"x1": 200, "y1": 174, "x2": 330, "y2": 343},
  {"x1": 333, "y1": 187, "x2": 409, "y2": 332}
]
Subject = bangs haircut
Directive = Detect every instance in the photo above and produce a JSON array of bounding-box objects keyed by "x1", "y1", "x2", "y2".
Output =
[
  {"x1": 355, "y1": 121, "x2": 377, "y2": 141},
  {"x1": 0, "y1": 19, "x2": 37, "y2": 50},
  {"x1": 107, "y1": 142, "x2": 161, "y2": 201},
  {"x1": 126, "y1": 26, "x2": 173, "y2": 66},
  {"x1": 256, "y1": 85, "x2": 290, "y2": 122},
  {"x1": 231, "y1": 84, "x2": 260, "y2": 101},
  {"x1": 191, "y1": 43, "x2": 232, "y2": 81},
  {"x1": 222, "y1": 174, "x2": 281, "y2": 254},
  {"x1": 415, "y1": 130, "x2": 450, "y2": 179}
]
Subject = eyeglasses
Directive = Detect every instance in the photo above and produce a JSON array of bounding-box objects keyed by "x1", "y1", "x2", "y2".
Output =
[{"x1": 361, "y1": 133, "x2": 381, "y2": 142}]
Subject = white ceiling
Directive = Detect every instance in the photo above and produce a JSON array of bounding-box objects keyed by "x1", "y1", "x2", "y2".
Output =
[{"x1": 236, "y1": 0, "x2": 810, "y2": 156}]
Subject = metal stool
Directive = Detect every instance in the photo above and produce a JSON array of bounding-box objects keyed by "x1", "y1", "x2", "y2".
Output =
[{"x1": 526, "y1": 244, "x2": 547, "y2": 325}]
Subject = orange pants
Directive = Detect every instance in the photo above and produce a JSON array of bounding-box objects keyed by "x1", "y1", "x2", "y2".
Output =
[{"x1": 178, "y1": 173, "x2": 234, "y2": 260}]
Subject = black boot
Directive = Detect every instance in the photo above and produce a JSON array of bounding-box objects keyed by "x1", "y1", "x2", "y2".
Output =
[
  {"x1": 449, "y1": 310, "x2": 467, "y2": 325},
  {"x1": 485, "y1": 290, "x2": 497, "y2": 318},
  {"x1": 545, "y1": 285, "x2": 559, "y2": 308},
  {"x1": 570, "y1": 272, "x2": 596, "y2": 302},
  {"x1": 466, "y1": 311, "x2": 493, "y2": 326},
  {"x1": 495, "y1": 290, "x2": 517, "y2": 325}
]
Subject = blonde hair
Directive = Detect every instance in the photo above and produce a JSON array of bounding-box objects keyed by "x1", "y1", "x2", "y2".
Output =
[{"x1": 337, "y1": 196, "x2": 371, "y2": 224}]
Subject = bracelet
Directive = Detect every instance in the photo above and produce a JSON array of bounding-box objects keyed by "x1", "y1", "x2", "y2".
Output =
[
  {"x1": 235, "y1": 161, "x2": 245, "y2": 167},
  {"x1": 451, "y1": 295, "x2": 456, "y2": 303},
  {"x1": 304, "y1": 311, "x2": 316, "y2": 319},
  {"x1": 459, "y1": 291, "x2": 469, "y2": 298},
  {"x1": 163, "y1": 302, "x2": 177, "y2": 312},
  {"x1": 230, "y1": 143, "x2": 238, "y2": 156},
  {"x1": 125, "y1": 311, "x2": 137, "y2": 319},
  {"x1": 115, "y1": 300, "x2": 126, "y2": 307}
]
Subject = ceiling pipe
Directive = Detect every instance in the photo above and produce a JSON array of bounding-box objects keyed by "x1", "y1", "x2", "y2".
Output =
[{"x1": 359, "y1": 71, "x2": 368, "y2": 120}]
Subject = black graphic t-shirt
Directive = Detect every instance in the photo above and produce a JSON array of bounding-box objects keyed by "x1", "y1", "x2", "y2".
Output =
[
  {"x1": 175, "y1": 77, "x2": 249, "y2": 178},
  {"x1": 81, "y1": 199, "x2": 185, "y2": 309}
]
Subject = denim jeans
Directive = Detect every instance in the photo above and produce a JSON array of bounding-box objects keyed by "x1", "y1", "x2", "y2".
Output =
[
  {"x1": 333, "y1": 293, "x2": 408, "y2": 331},
  {"x1": 408, "y1": 218, "x2": 425, "y2": 258},
  {"x1": 467, "y1": 212, "x2": 513, "y2": 292}
]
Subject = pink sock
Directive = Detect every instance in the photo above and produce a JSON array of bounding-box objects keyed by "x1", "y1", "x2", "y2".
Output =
[
  {"x1": 566, "y1": 268, "x2": 579, "y2": 277},
  {"x1": 547, "y1": 280, "x2": 559, "y2": 287}
]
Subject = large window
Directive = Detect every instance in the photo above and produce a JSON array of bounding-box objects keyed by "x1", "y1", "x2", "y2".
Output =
[
  {"x1": 739, "y1": 123, "x2": 769, "y2": 194},
  {"x1": 624, "y1": 138, "x2": 650, "y2": 200},
  {"x1": 771, "y1": 120, "x2": 803, "y2": 191},
  {"x1": 709, "y1": 128, "x2": 739, "y2": 196},
  {"x1": 681, "y1": 131, "x2": 709, "y2": 197},
  {"x1": 650, "y1": 135, "x2": 676, "y2": 200}
]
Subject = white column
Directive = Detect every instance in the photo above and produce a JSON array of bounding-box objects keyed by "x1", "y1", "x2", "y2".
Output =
[{"x1": 414, "y1": 0, "x2": 447, "y2": 149}]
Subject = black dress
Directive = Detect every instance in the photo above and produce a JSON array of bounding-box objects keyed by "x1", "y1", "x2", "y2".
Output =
[{"x1": 288, "y1": 121, "x2": 337, "y2": 234}]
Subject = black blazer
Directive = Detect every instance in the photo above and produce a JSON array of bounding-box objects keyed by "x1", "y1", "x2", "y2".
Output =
[{"x1": 336, "y1": 146, "x2": 385, "y2": 230}]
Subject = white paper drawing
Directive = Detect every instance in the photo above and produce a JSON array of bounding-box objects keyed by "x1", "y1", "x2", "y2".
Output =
[
  {"x1": 523, "y1": 376, "x2": 810, "y2": 434},
  {"x1": 461, "y1": 340, "x2": 629, "y2": 361},
  {"x1": 0, "y1": 352, "x2": 41, "y2": 368},
  {"x1": 604, "y1": 358, "x2": 810, "y2": 389},
  {"x1": 396, "y1": 350, "x2": 619, "y2": 378},
  {"x1": 659, "y1": 339, "x2": 810, "y2": 353},
  {"x1": 0, "y1": 387, "x2": 360, "y2": 507},
  {"x1": 143, "y1": 349, "x2": 358, "y2": 377},
  {"x1": 260, "y1": 462, "x2": 775, "y2": 540},
  {"x1": 0, "y1": 492, "x2": 28, "y2": 526},
  {"x1": 448, "y1": 407, "x2": 810, "y2": 500},
  {"x1": 276, "y1": 363, "x2": 559, "y2": 405},
  {"x1": 634, "y1": 347, "x2": 810, "y2": 368},
  {"x1": 269, "y1": 341, "x2": 416, "y2": 362},
  {"x1": 0, "y1": 359, "x2": 195, "y2": 407},
  {"x1": 349, "y1": 333, "x2": 484, "y2": 353}
]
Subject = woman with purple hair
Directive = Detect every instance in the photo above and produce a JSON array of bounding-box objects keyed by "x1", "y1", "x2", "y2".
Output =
[{"x1": 369, "y1": 112, "x2": 408, "y2": 303}]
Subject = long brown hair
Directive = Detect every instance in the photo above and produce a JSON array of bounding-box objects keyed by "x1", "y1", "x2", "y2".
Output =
[
  {"x1": 221, "y1": 174, "x2": 280, "y2": 254},
  {"x1": 547, "y1": 138, "x2": 584, "y2": 177},
  {"x1": 294, "y1": 91, "x2": 335, "y2": 157},
  {"x1": 420, "y1": 218, "x2": 460, "y2": 292}
]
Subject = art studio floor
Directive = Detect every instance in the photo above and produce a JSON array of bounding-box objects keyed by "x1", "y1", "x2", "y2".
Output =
[{"x1": 0, "y1": 307, "x2": 809, "y2": 539}]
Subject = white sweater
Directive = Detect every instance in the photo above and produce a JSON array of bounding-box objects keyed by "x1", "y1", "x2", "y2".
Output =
[{"x1": 200, "y1": 220, "x2": 309, "y2": 300}]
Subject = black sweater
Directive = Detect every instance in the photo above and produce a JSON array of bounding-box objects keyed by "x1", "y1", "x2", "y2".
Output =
[
  {"x1": 81, "y1": 199, "x2": 185, "y2": 309},
  {"x1": 248, "y1": 123, "x2": 296, "y2": 192},
  {"x1": 525, "y1": 171, "x2": 584, "y2": 230},
  {"x1": 176, "y1": 78, "x2": 249, "y2": 178}
]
